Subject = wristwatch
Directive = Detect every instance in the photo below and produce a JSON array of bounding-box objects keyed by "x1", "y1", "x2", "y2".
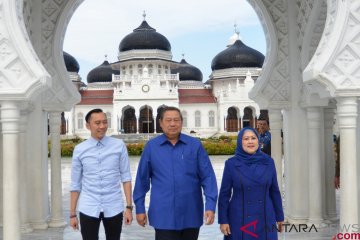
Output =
[{"x1": 126, "y1": 205, "x2": 133, "y2": 211}]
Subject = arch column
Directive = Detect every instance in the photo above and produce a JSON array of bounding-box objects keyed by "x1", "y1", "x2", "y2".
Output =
[
  {"x1": 307, "y1": 107, "x2": 324, "y2": 225},
  {"x1": 268, "y1": 108, "x2": 283, "y2": 192},
  {"x1": 136, "y1": 114, "x2": 139, "y2": 134},
  {"x1": 48, "y1": 112, "x2": 66, "y2": 227},
  {"x1": 324, "y1": 108, "x2": 337, "y2": 221},
  {"x1": 337, "y1": 97, "x2": 358, "y2": 229},
  {"x1": 1, "y1": 101, "x2": 21, "y2": 240},
  {"x1": 19, "y1": 109, "x2": 32, "y2": 233}
]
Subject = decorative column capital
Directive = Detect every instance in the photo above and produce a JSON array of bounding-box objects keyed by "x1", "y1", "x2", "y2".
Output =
[
  {"x1": 268, "y1": 109, "x2": 282, "y2": 130},
  {"x1": 336, "y1": 97, "x2": 358, "y2": 129},
  {"x1": 307, "y1": 107, "x2": 322, "y2": 129},
  {"x1": 1, "y1": 101, "x2": 20, "y2": 134}
]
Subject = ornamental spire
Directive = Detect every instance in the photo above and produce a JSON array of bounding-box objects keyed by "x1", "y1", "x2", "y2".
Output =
[{"x1": 142, "y1": 10, "x2": 146, "y2": 21}]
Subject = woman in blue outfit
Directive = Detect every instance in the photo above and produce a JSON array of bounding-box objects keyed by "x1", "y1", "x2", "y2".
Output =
[{"x1": 218, "y1": 127, "x2": 284, "y2": 240}]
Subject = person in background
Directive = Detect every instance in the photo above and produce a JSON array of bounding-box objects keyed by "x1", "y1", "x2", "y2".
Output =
[
  {"x1": 257, "y1": 118, "x2": 271, "y2": 156},
  {"x1": 218, "y1": 127, "x2": 284, "y2": 240},
  {"x1": 133, "y1": 106, "x2": 218, "y2": 240},
  {"x1": 70, "y1": 108, "x2": 133, "y2": 240}
]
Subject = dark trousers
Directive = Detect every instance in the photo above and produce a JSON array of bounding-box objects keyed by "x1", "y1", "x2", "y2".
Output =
[
  {"x1": 155, "y1": 228, "x2": 200, "y2": 240},
  {"x1": 79, "y1": 212, "x2": 123, "y2": 240}
]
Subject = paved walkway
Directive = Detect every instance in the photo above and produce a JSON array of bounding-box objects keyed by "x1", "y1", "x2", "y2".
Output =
[{"x1": 7, "y1": 156, "x2": 339, "y2": 239}]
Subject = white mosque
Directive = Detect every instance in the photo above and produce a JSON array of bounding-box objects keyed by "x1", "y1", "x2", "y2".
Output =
[
  {"x1": 1, "y1": 1, "x2": 359, "y2": 239},
  {"x1": 63, "y1": 14, "x2": 267, "y2": 139}
]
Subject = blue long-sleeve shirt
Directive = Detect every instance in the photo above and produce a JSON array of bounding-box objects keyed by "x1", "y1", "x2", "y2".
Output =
[
  {"x1": 70, "y1": 136, "x2": 132, "y2": 218},
  {"x1": 133, "y1": 133, "x2": 218, "y2": 230}
]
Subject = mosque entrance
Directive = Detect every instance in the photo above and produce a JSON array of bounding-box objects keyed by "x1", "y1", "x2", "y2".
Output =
[
  {"x1": 123, "y1": 108, "x2": 137, "y2": 133},
  {"x1": 243, "y1": 107, "x2": 254, "y2": 128},
  {"x1": 226, "y1": 107, "x2": 239, "y2": 132},
  {"x1": 139, "y1": 106, "x2": 154, "y2": 133}
]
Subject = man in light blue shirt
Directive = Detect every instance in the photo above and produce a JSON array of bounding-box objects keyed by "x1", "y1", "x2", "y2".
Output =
[
  {"x1": 70, "y1": 108, "x2": 133, "y2": 240},
  {"x1": 133, "y1": 106, "x2": 218, "y2": 240}
]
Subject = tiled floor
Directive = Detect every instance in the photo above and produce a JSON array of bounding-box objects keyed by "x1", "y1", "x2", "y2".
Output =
[{"x1": 6, "y1": 156, "x2": 338, "y2": 239}]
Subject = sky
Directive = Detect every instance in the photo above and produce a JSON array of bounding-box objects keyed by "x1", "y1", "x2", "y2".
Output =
[{"x1": 63, "y1": 0, "x2": 266, "y2": 83}]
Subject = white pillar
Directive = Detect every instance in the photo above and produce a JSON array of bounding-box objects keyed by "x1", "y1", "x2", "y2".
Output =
[
  {"x1": 1, "y1": 101, "x2": 21, "y2": 240},
  {"x1": 324, "y1": 108, "x2": 337, "y2": 221},
  {"x1": 224, "y1": 116, "x2": 227, "y2": 132},
  {"x1": 337, "y1": 97, "x2": 358, "y2": 229},
  {"x1": 48, "y1": 112, "x2": 66, "y2": 227},
  {"x1": 307, "y1": 107, "x2": 324, "y2": 225},
  {"x1": 268, "y1": 109, "x2": 283, "y2": 193},
  {"x1": 136, "y1": 114, "x2": 139, "y2": 134},
  {"x1": 19, "y1": 110, "x2": 32, "y2": 233}
]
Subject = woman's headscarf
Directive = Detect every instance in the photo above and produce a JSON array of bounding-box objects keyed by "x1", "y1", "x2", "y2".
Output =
[{"x1": 235, "y1": 127, "x2": 269, "y2": 165}]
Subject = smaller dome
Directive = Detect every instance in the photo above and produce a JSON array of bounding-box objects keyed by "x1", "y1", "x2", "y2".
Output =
[
  {"x1": 87, "y1": 60, "x2": 120, "y2": 83},
  {"x1": 63, "y1": 51, "x2": 80, "y2": 73},
  {"x1": 211, "y1": 40, "x2": 264, "y2": 70},
  {"x1": 171, "y1": 59, "x2": 203, "y2": 81}
]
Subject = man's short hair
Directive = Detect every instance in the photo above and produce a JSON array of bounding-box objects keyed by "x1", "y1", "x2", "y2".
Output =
[
  {"x1": 257, "y1": 117, "x2": 269, "y2": 125},
  {"x1": 160, "y1": 106, "x2": 183, "y2": 121},
  {"x1": 85, "y1": 108, "x2": 104, "y2": 123}
]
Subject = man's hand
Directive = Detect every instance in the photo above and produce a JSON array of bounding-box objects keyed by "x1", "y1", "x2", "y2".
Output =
[
  {"x1": 70, "y1": 216, "x2": 79, "y2": 230},
  {"x1": 124, "y1": 209, "x2": 133, "y2": 225},
  {"x1": 204, "y1": 210, "x2": 215, "y2": 225},
  {"x1": 220, "y1": 224, "x2": 231, "y2": 236},
  {"x1": 334, "y1": 176, "x2": 340, "y2": 189},
  {"x1": 136, "y1": 213, "x2": 148, "y2": 227},
  {"x1": 277, "y1": 221, "x2": 284, "y2": 232}
]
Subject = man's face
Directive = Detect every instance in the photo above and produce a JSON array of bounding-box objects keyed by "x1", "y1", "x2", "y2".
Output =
[
  {"x1": 160, "y1": 110, "x2": 182, "y2": 140},
  {"x1": 257, "y1": 120, "x2": 268, "y2": 135},
  {"x1": 86, "y1": 112, "x2": 108, "y2": 140}
]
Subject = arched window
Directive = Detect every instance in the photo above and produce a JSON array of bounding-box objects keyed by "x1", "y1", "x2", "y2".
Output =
[
  {"x1": 158, "y1": 65, "x2": 162, "y2": 74},
  {"x1": 122, "y1": 66, "x2": 126, "y2": 75},
  {"x1": 106, "y1": 112, "x2": 112, "y2": 129},
  {"x1": 129, "y1": 65, "x2": 133, "y2": 75},
  {"x1": 138, "y1": 64, "x2": 143, "y2": 75},
  {"x1": 182, "y1": 111, "x2": 187, "y2": 127},
  {"x1": 195, "y1": 111, "x2": 201, "y2": 127},
  {"x1": 208, "y1": 111, "x2": 215, "y2": 127},
  {"x1": 148, "y1": 64, "x2": 153, "y2": 74},
  {"x1": 165, "y1": 65, "x2": 169, "y2": 74},
  {"x1": 77, "y1": 113, "x2": 84, "y2": 129}
]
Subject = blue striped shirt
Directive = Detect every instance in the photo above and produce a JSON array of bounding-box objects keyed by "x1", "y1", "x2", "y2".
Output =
[{"x1": 71, "y1": 136, "x2": 131, "y2": 218}]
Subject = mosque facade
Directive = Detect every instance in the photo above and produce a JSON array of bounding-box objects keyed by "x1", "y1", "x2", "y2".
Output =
[{"x1": 63, "y1": 17, "x2": 267, "y2": 139}]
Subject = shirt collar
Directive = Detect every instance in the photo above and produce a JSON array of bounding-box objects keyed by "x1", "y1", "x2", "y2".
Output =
[
  {"x1": 89, "y1": 136, "x2": 107, "y2": 146},
  {"x1": 160, "y1": 133, "x2": 187, "y2": 145}
]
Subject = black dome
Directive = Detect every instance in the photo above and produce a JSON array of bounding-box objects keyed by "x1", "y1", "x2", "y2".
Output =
[
  {"x1": 171, "y1": 59, "x2": 203, "y2": 81},
  {"x1": 63, "y1": 51, "x2": 80, "y2": 73},
  {"x1": 211, "y1": 40, "x2": 264, "y2": 70},
  {"x1": 87, "y1": 60, "x2": 120, "y2": 83},
  {"x1": 119, "y1": 21, "x2": 171, "y2": 52}
]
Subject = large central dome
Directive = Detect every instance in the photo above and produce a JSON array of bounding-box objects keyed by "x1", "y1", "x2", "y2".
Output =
[{"x1": 119, "y1": 20, "x2": 171, "y2": 52}]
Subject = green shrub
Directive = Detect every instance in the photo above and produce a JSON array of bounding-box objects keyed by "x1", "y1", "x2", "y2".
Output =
[
  {"x1": 126, "y1": 143, "x2": 145, "y2": 155},
  {"x1": 201, "y1": 141, "x2": 236, "y2": 155}
]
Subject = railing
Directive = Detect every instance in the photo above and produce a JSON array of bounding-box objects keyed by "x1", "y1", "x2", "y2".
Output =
[{"x1": 112, "y1": 73, "x2": 179, "y2": 82}]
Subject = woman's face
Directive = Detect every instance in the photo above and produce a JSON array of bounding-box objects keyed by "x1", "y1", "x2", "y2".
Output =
[{"x1": 242, "y1": 130, "x2": 259, "y2": 154}]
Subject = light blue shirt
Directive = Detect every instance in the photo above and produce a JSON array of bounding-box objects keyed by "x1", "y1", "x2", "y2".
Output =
[{"x1": 71, "y1": 136, "x2": 131, "y2": 218}]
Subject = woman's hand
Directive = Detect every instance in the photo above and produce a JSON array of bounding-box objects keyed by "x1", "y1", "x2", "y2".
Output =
[
  {"x1": 277, "y1": 221, "x2": 284, "y2": 232},
  {"x1": 220, "y1": 224, "x2": 231, "y2": 236}
]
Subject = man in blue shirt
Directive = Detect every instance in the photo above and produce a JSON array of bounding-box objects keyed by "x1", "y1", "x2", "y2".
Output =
[
  {"x1": 70, "y1": 109, "x2": 133, "y2": 240},
  {"x1": 257, "y1": 118, "x2": 271, "y2": 156},
  {"x1": 133, "y1": 106, "x2": 218, "y2": 240}
]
